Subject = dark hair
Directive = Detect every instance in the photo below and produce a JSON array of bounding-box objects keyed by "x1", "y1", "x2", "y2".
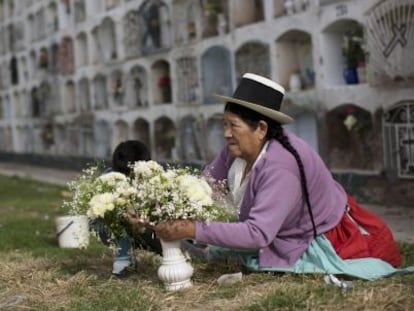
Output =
[
  {"x1": 224, "y1": 103, "x2": 317, "y2": 237},
  {"x1": 112, "y1": 140, "x2": 151, "y2": 175}
]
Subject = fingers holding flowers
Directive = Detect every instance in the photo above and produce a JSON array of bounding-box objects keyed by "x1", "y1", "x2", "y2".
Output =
[{"x1": 124, "y1": 208, "x2": 154, "y2": 229}]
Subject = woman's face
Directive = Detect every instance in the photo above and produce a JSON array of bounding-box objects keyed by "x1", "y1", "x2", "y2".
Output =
[{"x1": 223, "y1": 111, "x2": 267, "y2": 162}]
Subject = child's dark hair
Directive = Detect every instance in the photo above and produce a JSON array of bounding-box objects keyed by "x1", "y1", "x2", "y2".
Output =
[
  {"x1": 224, "y1": 103, "x2": 317, "y2": 238},
  {"x1": 112, "y1": 140, "x2": 151, "y2": 175}
]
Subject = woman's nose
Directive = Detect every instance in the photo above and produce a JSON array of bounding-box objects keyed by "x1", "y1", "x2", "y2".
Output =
[{"x1": 223, "y1": 127, "x2": 232, "y2": 138}]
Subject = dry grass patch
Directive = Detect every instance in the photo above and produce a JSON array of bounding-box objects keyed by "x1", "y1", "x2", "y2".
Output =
[{"x1": 0, "y1": 175, "x2": 413, "y2": 310}]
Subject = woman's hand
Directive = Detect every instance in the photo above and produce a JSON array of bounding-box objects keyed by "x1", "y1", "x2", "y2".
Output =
[
  {"x1": 154, "y1": 219, "x2": 195, "y2": 241},
  {"x1": 123, "y1": 208, "x2": 153, "y2": 230}
]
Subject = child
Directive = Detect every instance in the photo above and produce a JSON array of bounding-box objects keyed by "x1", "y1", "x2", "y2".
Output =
[{"x1": 95, "y1": 140, "x2": 162, "y2": 277}]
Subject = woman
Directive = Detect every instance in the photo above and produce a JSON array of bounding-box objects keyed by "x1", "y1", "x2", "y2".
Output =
[{"x1": 131, "y1": 73, "x2": 411, "y2": 280}]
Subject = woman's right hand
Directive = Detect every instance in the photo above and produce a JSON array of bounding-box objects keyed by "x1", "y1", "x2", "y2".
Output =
[
  {"x1": 153, "y1": 219, "x2": 195, "y2": 241},
  {"x1": 123, "y1": 208, "x2": 154, "y2": 230}
]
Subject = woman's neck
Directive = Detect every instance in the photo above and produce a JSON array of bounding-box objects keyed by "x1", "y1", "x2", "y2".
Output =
[{"x1": 242, "y1": 140, "x2": 269, "y2": 181}]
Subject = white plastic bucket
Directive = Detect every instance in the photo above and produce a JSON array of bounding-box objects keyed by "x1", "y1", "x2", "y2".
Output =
[{"x1": 56, "y1": 215, "x2": 90, "y2": 248}]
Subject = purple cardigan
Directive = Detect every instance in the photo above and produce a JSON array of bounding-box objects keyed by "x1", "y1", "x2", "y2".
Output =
[{"x1": 195, "y1": 130, "x2": 347, "y2": 268}]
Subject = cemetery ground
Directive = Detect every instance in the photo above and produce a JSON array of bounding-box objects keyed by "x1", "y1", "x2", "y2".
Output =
[{"x1": 0, "y1": 174, "x2": 413, "y2": 310}]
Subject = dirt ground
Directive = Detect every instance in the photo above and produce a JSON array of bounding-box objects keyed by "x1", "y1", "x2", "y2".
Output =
[{"x1": 0, "y1": 161, "x2": 413, "y2": 244}]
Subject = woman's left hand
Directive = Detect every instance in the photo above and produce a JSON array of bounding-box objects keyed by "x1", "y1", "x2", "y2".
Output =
[{"x1": 154, "y1": 219, "x2": 195, "y2": 241}]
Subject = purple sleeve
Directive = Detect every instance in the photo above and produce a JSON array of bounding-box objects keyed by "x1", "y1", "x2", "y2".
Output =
[{"x1": 195, "y1": 167, "x2": 302, "y2": 250}]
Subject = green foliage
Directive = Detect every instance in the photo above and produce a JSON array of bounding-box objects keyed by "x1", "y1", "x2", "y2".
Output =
[{"x1": 342, "y1": 23, "x2": 365, "y2": 68}]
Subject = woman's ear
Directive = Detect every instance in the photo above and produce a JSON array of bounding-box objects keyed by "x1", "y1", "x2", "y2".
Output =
[{"x1": 257, "y1": 120, "x2": 268, "y2": 140}]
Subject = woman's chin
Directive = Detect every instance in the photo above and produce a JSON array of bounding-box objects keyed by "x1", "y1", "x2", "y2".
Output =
[{"x1": 227, "y1": 146, "x2": 240, "y2": 157}]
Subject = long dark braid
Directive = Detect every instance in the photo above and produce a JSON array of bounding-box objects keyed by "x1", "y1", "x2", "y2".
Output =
[
  {"x1": 225, "y1": 103, "x2": 317, "y2": 238},
  {"x1": 269, "y1": 125, "x2": 317, "y2": 238}
]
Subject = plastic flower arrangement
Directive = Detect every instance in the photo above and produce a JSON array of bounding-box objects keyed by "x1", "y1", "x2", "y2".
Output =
[
  {"x1": 130, "y1": 160, "x2": 227, "y2": 225},
  {"x1": 63, "y1": 165, "x2": 137, "y2": 241}
]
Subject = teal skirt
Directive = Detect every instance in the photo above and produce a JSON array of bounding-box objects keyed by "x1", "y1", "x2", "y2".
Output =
[{"x1": 207, "y1": 235, "x2": 414, "y2": 281}]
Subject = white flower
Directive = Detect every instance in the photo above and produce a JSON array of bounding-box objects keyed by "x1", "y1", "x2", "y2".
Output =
[
  {"x1": 130, "y1": 161, "x2": 224, "y2": 224},
  {"x1": 132, "y1": 160, "x2": 163, "y2": 178},
  {"x1": 87, "y1": 192, "x2": 116, "y2": 219},
  {"x1": 178, "y1": 175, "x2": 213, "y2": 206},
  {"x1": 98, "y1": 172, "x2": 127, "y2": 186}
]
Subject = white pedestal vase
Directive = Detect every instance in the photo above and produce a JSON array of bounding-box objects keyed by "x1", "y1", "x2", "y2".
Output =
[{"x1": 157, "y1": 239, "x2": 194, "y2": 291}]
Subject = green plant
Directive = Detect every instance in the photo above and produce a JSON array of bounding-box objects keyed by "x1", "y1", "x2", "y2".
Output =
[
  {"x1": 342, "y1": 24, "x2": 365, "y2": 68},
  {"x1": 205, "y1": 0, "x2": 222, "y2": 17}
]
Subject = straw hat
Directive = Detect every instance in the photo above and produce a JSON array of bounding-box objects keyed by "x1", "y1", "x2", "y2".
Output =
[{"x1": 213, "y1": 73, "x2": 293, "y2": 124}]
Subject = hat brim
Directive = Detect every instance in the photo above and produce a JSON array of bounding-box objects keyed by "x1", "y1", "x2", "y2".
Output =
[{"x1": 213, "y1": 94, "x2": 294, "y2": 124}]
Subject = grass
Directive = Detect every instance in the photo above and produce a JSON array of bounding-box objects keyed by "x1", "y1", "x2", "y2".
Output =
[{"x1": 0, "y1": 174, "x2": 413, "y2": 310}]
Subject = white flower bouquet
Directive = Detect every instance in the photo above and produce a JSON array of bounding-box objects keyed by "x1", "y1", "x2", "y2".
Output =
[
  {"x1": 130, "y1": 161, "x2": 227, "y2": 225},
  {"x1": 62, "y1": 165, "x2": 137, "y2": 240}
]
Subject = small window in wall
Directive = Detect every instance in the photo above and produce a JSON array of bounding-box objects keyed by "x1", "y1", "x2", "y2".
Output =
[
  {"x1": 202, "y1": 0, "x2": 228, "y2": 38},
  {"x1": 235, "y1": 41, "x2": 270, "y2": 83},
  {"x1": 14, "y1": 22, "x2": 25, "y2": 51},
  {"x1": 133, "y1": 118, "x2": 150, "y2": 150},
  {"x1": 111, "y1": 70, "x2": 124, "y2": 107},
  {"x1": 91, "y1": 27, "x2": 102, "y2": 64},
  {"x1": 31, "y1": 87, "x2": 40, "y2": 117},
  {"x1": 234, "y1": 0, "x2": 264, "y2": 28},
  {"x1": 123, "y1": 10, "x2": 140, "y2": 58},
  {"x1": 113, "y1": 120, "x2": 129, "y2": 149},
  {"x1": 12, "y1": 92, "x2": 21, "y2": 117},
  {"x1": 29, "y1": 50, "x2": 37, "y2": 78},
  {"x1": 38, "y1": 47, "x2": 48, "y2": 70},
  {"x1": 76, "y1": 32, "x2": 88, "y2": 67},
  {"x1": 59, "y1": 37, "x2": 75, "y2": 75},
  {"x1": 78, "y1": 78, "x2": 91, "y2": 112},
  {"x1": 47, "y1": 2, "x2": 59, "y2": 32},
  {"x1": 127, "y1": 66, "x2": 148, "y2": 108},
  {"x1": 201, "y1": 46, "x2": 232, "y2": 104},
  {"x1": 80, "y1": 125, "x2": 94, "y2": 156},
  {"x1": 99, "y1": 17, "x2": 117, "y2": 61},
  {"x1": 41, "y1": 123, "x2": 54, "y2": 150},
  {"x1": 93, "y1": 74, "x2": 108, "y2": 110},
  {"x1": 38, "y1": 81, "x2": 51, "y2": 117},
  {"x1": 322, "y1": 19, "x2": 366, "y2": 87},
  {"x1": 139, "y1": 0, "x2": 171, "y2": 54},
  {"x1": 64, "y1": 80, "x2": 76, "y2": 113},
  {"x1": 273, "y1": 0, "x2": 285, "y2": 17},
  {"x1": 275, "y1": 30, "x2": 314, "y2": 91},
  {"x1": 74, "y1": 0, "x2": 86, "y2": 23},
  {"x1": 176, "y1": 57, "x2": 198, "y2": 103},
  {"x1": 152, "y1": 60, "x2": 171, "y2": 104},
  {"x1": 10, "y1": 56, "x2": 18, "y2": 85},
  {"x1": 178, "y1": 115, "x2": 202, "y2": 163},
  {"x1": 105, "y1": 0, "x2": 119, "y2": 10},
  {"x1": 50, "y1": 43, "x2": 59, "y2": 74},
  {"x1": 94, "y1": 119, "x2": 111, "y2": 159},
  {"x1": 20, "y1": 56, "x2": 28, "y2": 81},
  {"x1": 186, "y1": 2, "x2": 200, "y2": 41},
  {"x1": 383, "y1": 101, "x2": 414, "y2": 179},
  {"x1": 154, "y1": 116, "x2": 176, "y2": 161},
  {"x1": 206, "y1": 114, "x2": 225, "y2": 161},
  {"x1": 326, "y1": 104, "x2": 375, "y2": 170},
  {"x1": 67, "y1": 125, "x2": 80, "y2": 156}
]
